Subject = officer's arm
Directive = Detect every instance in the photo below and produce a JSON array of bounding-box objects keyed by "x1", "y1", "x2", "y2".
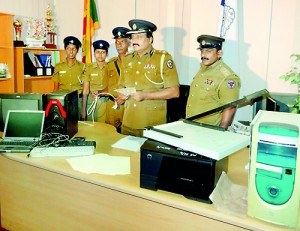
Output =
[
  {"x1": 219, "y1": 106, "x2": 236, "y2": 129},
  {"x1": 131, "y1": 85, "x2": 179, "y2": 101}
]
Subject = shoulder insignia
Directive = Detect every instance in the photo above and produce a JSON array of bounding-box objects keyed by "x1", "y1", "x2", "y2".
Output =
[
  {"x1": 166, "y1": 59, "x2": 174, "y2": 69},
  {"x1": 227, "y1": 80, "x2": 236, "y2": 89}
]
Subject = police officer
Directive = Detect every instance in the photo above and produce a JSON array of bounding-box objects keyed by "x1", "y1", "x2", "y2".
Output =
[
  {"x1": 116, "y1": 19, "x2": 180, "y2": 137},
  {"x1": 186, "y1": 34, "x2": 241, "y2": 129},
  {"x1": 52, "y1": 36, "x2": 85, "y2": 119},
  {"x1": 81, "y1": 40, "x2": 109, "y2": 122},
  {"x1": 106, "y1": 27, "x2": 131, "y2": 132}
]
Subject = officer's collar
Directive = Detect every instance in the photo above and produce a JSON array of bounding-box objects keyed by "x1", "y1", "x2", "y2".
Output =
[
  {"x1": 201, "y1": 58, "x2": 223, "y2": 70},
  {"x1": 132, "y1": 47, "x2": 154, "y2": 57}
]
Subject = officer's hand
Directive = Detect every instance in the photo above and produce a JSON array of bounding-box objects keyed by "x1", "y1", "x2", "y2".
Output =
[
  {"x1": 131, "y1": 92, "x2": 144, "y2": 102},
  {"x1": 115, "y1": 94, "x2": 128, "y2": 105}
]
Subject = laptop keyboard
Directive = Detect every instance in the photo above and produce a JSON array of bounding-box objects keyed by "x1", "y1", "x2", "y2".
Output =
[{"x1": 0, "y1": 141, "x2": 36, "y2": 146}]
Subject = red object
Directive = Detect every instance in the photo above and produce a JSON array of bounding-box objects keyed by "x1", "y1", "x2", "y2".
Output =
[{"x1": 45, "y1": 99, "x2": 67, "y2": 118}]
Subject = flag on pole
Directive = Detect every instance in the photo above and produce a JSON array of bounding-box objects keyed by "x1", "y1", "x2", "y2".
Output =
[
  {"x1": 82, "y1": 0, "x2": 100, "y2": 64},
  {"x1": 217, "y1": 0, "x2": 239, "y2": 75},
  {"x1": 218, "y1": 0, "x2": 237, "y2": 39}
]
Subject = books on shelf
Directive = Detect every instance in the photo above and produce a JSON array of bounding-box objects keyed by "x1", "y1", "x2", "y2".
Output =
[{"x1": 23, "y1": 51, "x2": 60, "y2": 76}]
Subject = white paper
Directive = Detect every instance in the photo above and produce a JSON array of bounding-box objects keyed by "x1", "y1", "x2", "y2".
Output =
[
  {"x1": 209, "y1": 172, "x2": 248, "y2": 217},
  {"x1": 112, "y1": 136, "x2": 147, "y2": 152},
  {"x1": 114, "y1": 87, "x2": 136, "y2": 95},
  {"x1": 67, "y1": 154, "x2": 130, "y2": 175}
]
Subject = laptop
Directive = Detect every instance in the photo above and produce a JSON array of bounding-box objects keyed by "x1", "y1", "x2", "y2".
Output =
[{"x1": 0, "y1": 110, "x2": 45, "y2": 153}]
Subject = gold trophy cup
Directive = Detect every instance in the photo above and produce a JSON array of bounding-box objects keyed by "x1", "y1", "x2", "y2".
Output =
[{"x1": 13, "y1": 18, "x2": 25, "y2": 47}]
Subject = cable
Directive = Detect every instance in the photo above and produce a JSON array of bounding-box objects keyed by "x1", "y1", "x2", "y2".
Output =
[
  {"x1": 33, "y1": 132, "x2": 70, "y2": 148},
  {"x1": 86, "y1": 92, "x2": 118, "y2": 123}
]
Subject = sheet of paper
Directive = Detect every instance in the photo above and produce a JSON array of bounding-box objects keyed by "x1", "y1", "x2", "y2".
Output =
[
  {"x1": 209, "y1": 172, "x2": 248, "y2": 217},
  {"x1": 112, "y1": 135, "x2": 147, "y2": 152},
  {"x1": 67, "y1": 154, "x2": 130, "y2": 175}
]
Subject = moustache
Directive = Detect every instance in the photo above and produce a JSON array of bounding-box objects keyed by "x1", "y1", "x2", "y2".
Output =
[
  {"x1": 201, "y1": 57, "x2": 209, "y2": 61},
  {"x1": 132, "y1": 43, "x2": 140, "y2": 46}
]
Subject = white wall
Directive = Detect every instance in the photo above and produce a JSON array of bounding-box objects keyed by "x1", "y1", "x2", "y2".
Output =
[{"x1": 1, "y1": 0, "x2": 300, "y2": 121}]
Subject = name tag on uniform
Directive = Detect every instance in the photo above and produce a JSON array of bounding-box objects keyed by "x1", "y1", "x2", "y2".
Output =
[
  {"x1": 59, "y1": 71, "x2": 66, "y2": 74},
  {"x1": 91, "y1": 73, "x2": 98, "y2": 76}
]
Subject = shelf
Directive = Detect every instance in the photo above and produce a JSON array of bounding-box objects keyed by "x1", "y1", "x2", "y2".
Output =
[
  {"x1": 0, "y1": 78, "x2": 12, "y2": 81},
  {"x1": 0, "y1": 13, "x2": 14, "y2": 93},
  {"x1": 14, "y1": 47, "x2": 64, "y2": 93},
  {"x1": 24, "y1": 76, "x2": 53, "y2": 80}
]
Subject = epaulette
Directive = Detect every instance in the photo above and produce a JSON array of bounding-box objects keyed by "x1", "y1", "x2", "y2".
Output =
[
  {"x1": 153, "y1": 49, "x2": 168, "y2": 55},
  {"x1": 220, "y1": 66, "x2": 231, "y2": 77},
  {"x1": 108, "y1": 56, "x2": 118, "y2": 63}
]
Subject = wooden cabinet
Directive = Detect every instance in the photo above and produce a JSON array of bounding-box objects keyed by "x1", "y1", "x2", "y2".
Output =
[
  {"x1": 0, "y1": 12, "x2": 15, "y2": 93},
  {"x1": 14, "y1": 47, "x2": 64, "y2": 94}
]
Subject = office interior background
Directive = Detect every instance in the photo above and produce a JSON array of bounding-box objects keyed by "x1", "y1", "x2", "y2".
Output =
[{"x1": 1, "y1": 0, "x2": 299, "y2": 122}]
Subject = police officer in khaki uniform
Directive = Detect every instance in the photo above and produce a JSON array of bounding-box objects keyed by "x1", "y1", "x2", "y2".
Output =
[
  {"x1": 52, "y1": 36, "x2": 85, "y2": 119},
  {"x1": 186, "y1": 34, "x2": 241, "y2": 129},
  {"x1": 106, "y1": 27, "x2": 131, "y2": 132},
  {"x1": 81, "y1": 40, "x2": 109, "y2": 122},
  {"x1": 116, "y1": 19, "x2": 180, "y2": 137}
]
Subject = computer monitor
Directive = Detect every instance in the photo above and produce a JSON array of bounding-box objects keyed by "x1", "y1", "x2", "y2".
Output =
[
  {"x1": 0, "y1": 93, "x2": 44, "y2": 131},
  {"x1": 252, "y1": 95, "x2": 289, "y2": 119}
]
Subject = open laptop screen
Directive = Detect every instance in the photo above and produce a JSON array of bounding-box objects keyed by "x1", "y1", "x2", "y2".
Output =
[{"x1": 3, "y1": 110, "x2": 45, "y2": 141}]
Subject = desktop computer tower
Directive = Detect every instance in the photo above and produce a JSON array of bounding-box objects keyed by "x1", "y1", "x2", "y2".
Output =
[
  {"x1": 248, "y1": 110, "x2": 300, "y2": 228},
  {"x1": 43, "y1": 89, "x2": 78, "y2": 138}
]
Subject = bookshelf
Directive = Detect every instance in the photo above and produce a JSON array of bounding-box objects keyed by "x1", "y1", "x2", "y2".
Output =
[
  {"x1": 14, "y1": 47, "x2": 64, "y2": 94},
  {"x1": 0, "y1": 12, "x2": 15, "y2": 93}
]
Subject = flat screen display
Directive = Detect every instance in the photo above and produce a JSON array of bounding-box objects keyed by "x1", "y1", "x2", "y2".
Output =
[{"x1": 0, "y1": 93, "x2": 44, "y2": 131}]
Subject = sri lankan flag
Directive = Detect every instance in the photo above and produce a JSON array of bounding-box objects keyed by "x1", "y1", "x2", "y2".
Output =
[{"x1": 82, "y1": 0, "x2": 100, "y2": 64}]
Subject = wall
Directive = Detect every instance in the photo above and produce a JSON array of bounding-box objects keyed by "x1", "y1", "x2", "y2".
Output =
[{"x1": 1, "y1": 0, "x2": 299, "y2": 121}]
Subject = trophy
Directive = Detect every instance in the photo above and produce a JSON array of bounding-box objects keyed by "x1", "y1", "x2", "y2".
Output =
[
  {"x1": 13, "y1": 18, "x2": 25, "y2": 47},
  {"x1": 44, "y1": 3, "x2": 57, "y2": 48}
]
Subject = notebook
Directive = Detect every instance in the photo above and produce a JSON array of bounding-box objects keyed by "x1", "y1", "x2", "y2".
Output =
[{"x1": 0, "y1": 110, "x2": 45, "y2": 153}]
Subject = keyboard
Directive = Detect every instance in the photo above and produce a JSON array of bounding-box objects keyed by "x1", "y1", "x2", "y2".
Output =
[
  {"x1": 29, "y1": 146, "x2": 95, "y2": 157},
  {"x1": 0, "y1": 141, "x2": 36, "y2": 146}
]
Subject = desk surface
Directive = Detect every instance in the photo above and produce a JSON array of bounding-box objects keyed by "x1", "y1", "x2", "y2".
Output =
[{"x1": 0, "y1": 122, "x2": 299, "y2": 231}]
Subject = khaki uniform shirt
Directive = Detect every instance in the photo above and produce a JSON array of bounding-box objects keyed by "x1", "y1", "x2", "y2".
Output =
[
  {"x1": 106, "y1": 56, "x2": 124, "y2": 128},
  {"x1": 186, "y1": 59, "x2": 240, "y2": 126},
  {"x1": 107, "y1": 57, "x2": 121, "y2": 96},
  {"x1": 52, "y1": 60, "x2": 85, "y2": 94},
  {"x1": 82, "y1": 62, "x2": 108, "y2": 92},
  {"x1": 81, "y1": 62, "x2": 109, "y2": 123},
  {"x1": 119, "y1": 49, "x2": 179, "y2": 129}
]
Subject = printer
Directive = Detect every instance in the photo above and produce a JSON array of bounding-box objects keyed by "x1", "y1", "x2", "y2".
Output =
[
  {"x1": 141, "y1": 90, "x2": 269, "y2": 203},
  {"x1": 140, "y1": 139, "x2": 228, "y2": 203}
]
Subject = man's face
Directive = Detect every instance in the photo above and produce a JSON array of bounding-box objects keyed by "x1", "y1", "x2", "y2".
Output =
[
  {"x1": 94, "y1": 49, "x2": 107, "y2": 62},
  {"x1": 115, "y1": 38, "x2": 130, "y2": 55},
  {"x1": 130, "y1": 32, "x2": 152, "y2": 54},
  {"x1": 200, "y1": 48, "x2": 222, "y2": 66},
  {"x1": 65, "y1": 44, "x2": 78, "y2": 59}
]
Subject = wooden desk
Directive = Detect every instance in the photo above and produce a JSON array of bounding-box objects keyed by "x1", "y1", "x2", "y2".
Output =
[{"x1": 0, "y1": 122, "x2": 299, "y2": 231}]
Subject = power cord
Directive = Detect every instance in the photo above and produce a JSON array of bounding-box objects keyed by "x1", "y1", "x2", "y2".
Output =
[
  {"x1": 86, "y1": 92, "x2": 118, "y2": 123},
  {"x1": 34, "y1": 132, "x2": 70, "y2": 148}
]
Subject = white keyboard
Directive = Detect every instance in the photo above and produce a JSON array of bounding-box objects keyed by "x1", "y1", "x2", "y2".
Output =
[{"x1": 29, "y1": 146, "x2": 95, "y2": 157}]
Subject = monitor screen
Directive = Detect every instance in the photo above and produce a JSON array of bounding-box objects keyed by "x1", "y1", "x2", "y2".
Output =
[
  {"x1": 0, "y1": 93, "x2": 44, "y2": 131},
  {"x1": 252, "y1": 95, "x2": 289, "y2": 119}
]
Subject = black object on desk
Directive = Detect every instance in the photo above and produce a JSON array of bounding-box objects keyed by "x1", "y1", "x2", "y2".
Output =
[{"x1": 140, "y1": 139, "x2": 228, "y2": 203}]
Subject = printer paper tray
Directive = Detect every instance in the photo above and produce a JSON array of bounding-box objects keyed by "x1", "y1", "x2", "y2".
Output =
[{"x1": 143, "y1": 121, "x2": 250, "y2": 160}]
